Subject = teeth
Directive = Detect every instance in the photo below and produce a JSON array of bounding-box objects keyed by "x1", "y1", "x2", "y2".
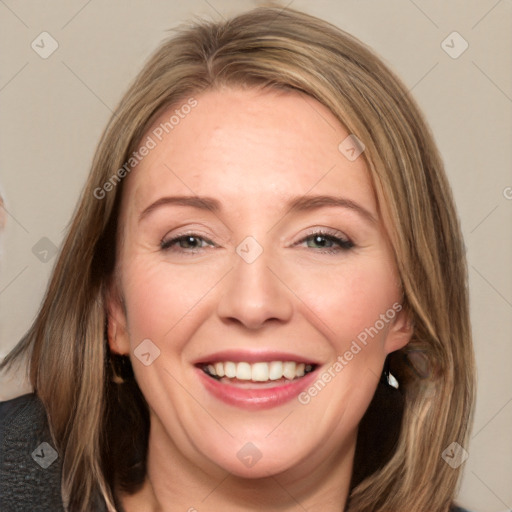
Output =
[
  {"x1": 224, "y1": 361, "x2": 237, "y2": 378},
  {"x1": 236, "y1": 362, "x2": 252, "y2": 380},
  {"x1": 252, "y1": 362, "x2": 269, "y2": 382},
  {"x1": 214, "y1": 362, "x2": 225, "y2": 377},
  {"x1": 282, "y1": 361, "x2": 296, "y2": 380},
  {"x1": 269, "y1": 361, "x2": 283, "y2": 380},
  {"x1": 202, "y1": 361, "x2": 315, "y2": 382}
]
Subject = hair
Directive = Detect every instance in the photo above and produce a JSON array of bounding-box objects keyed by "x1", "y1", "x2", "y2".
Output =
[{"x1": 1, "y1": 5, "x2": 475, "y2": 511}]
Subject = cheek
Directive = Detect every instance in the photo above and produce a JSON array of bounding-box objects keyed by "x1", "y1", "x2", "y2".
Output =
[
  {"x1": 289, "y1": 254, "x2": 399, "y2": 350},
  {"x1": 120, "y1": 257, "x2": 222, "y2": 343}
]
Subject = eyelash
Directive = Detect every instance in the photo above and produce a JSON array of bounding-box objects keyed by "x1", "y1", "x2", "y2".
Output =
[
  {"x1": 160, "y1": 233, "x2": 216, "y2": 252},
  {"x1": 160, "y1": 229, "x2": 354, "y2": 255},
  {"x1": 296, "y1": 229, "x2": 354, "y2": 254}
]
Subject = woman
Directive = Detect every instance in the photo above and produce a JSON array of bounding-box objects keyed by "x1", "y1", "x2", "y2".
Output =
[{"x1": 0, "y1": 6, "x2": 475, "y2": 511}]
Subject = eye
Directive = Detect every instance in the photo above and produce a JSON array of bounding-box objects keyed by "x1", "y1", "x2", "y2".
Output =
[
  {"x1": 295, "y1": 229, "x2": 354, "y2": 254},
  {"x1": 160, "y1": 229, "x2": 354, "y2": 255},
  {"x1": 160, "y1": 233, "x2": 216, "y2": 252}
]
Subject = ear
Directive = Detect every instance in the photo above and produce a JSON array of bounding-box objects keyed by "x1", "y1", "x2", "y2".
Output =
[
  {"x1": 105, "y1": 278, "x2": 131, "y2": 355},
  {"x1": 384, "y1": 304, "x2": 414, "y2": 354}
]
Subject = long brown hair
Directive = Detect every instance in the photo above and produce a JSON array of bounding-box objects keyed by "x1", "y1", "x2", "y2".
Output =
[{"x1": 2, "y1": 6, "x2": 475, "y2": 511}]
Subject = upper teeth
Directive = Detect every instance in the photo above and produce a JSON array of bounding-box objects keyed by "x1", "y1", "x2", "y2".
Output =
[{"x1": 204, "y1": 361, "x2": 314, "y2": 382}]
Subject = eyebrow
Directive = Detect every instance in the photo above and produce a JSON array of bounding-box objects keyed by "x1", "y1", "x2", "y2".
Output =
[{"x1": 138, "y1": 194, "x2": 378, "y2": 224}]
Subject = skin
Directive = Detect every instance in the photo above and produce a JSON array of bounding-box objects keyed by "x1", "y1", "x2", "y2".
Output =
[{"x1": 107, "y1": 86, "x2": 413, "y2": 511}]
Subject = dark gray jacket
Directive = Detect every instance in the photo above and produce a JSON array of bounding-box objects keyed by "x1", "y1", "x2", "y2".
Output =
[
  {"x1": 0, "y1": 393, "x2": 106, "y2": 512},
  {"x1": 1, "y1": 393, "x2": 474, "y2": 512}
]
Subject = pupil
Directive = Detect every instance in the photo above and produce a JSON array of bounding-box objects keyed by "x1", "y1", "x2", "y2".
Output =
[{"x1": 315, "y1": 235, "x2": 327, "y2": 247}]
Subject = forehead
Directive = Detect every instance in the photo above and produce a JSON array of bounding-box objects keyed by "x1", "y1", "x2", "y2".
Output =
[{"x1": 121, "y1": 87, "x2": 376, "y2": 219}]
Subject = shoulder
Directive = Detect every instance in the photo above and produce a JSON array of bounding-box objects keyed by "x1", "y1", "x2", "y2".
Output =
[
  {"x1": 0, "y1": 392, "x2": 44, "y2": 425},
  {"x1": 0, "y1": 393, "x2": 64, "y2": 511}
]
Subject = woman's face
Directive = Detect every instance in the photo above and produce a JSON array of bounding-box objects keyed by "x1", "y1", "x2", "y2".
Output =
[{"x1": 109, "y1": 87, "x2": 412, "y2": 482}]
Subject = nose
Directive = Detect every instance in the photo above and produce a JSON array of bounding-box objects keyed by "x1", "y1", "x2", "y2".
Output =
[{"x1": 216, "y1": 245, "x2": 294, "y2": 330}]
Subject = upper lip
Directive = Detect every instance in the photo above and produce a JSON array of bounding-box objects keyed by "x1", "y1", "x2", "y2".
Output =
[{"x1": 193, "y1": 349, "x2": 320, "y2": 365}]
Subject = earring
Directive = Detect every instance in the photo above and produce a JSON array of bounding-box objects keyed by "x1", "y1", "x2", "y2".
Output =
[
  {"x1": 381, "y1": 357, "x2": 399, "y2": 389},
  {"x1": 387, "y1": 372, "x2": 399, "y2": 389}
]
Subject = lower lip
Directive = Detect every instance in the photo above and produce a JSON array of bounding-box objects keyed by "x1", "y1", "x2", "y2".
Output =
[{"x1": 196, "y1": 367, "x2": 319, "y2": 410}]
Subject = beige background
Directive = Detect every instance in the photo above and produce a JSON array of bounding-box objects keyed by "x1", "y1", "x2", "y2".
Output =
[{"x1": 0, "y1": 1, "x2": 511, "y2": 510}]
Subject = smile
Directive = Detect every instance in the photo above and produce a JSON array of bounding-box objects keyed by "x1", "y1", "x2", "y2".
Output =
[
  {"x1": 194, "y1": 352, "x2": 320, "y2": 410},
  {"x1": 201, "y1": 361, "x2": 316, "y2": 382}
]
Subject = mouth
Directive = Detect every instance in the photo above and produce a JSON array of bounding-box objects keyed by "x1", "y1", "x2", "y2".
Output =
[
  {"x1": 197, "y1": 360, "x2": 317, "y2": 388},
  {"x1": 194, "y1": 353, "x2": 320, "y2": 409}
]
